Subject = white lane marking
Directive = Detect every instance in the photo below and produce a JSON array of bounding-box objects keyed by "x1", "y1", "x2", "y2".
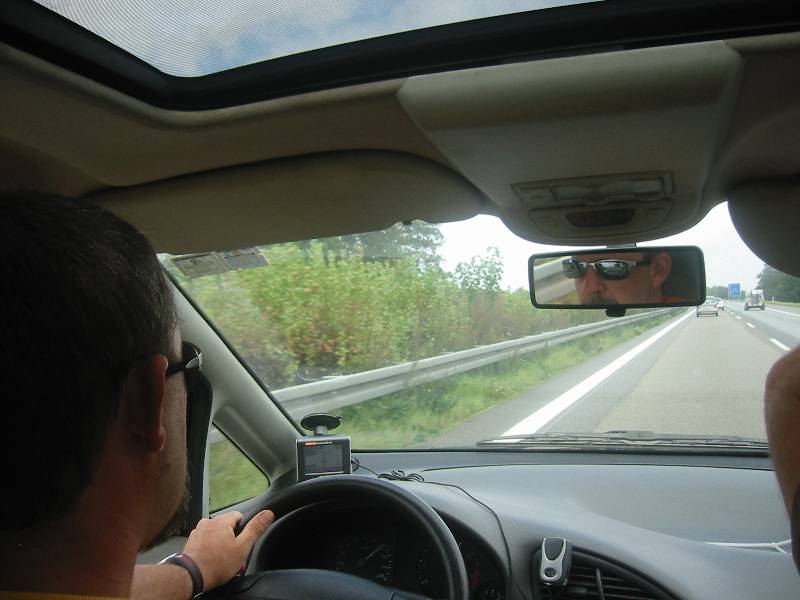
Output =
[
  {"x1": 746, "y1": 322, "x2": 755, "y2": 329},
  {"x1": 735, "y1": 315, "x2": 742, "y2": 320},
  {"x1": 504, "y1": 311, "x2": 693, "y2": 436},
  {"x1": 768, "y1": 308, "x2": 800, "y2": 318},
  {"x1": 770, "y1": 338, "x2": 791, "y2": 352}
]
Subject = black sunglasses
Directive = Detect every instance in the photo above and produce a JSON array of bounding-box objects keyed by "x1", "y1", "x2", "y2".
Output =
[
  {"x1": 166, "y1": 342, "x2": 202, "y2": 383},
  {"x1": 562, "y1": 257, "x2": 652, "y2": 281}
]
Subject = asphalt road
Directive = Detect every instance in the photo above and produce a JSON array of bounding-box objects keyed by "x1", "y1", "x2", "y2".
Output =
[
  {"x1": 427, "y1": 304, "x2": 797, "y2": 447},
  {"x1": 725, "y1": 300, "x2": 800, "y2": 349}
]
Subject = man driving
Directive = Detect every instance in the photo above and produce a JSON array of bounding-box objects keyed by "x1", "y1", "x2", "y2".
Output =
[
  {"x1": 0, "y1": 194, "x2": 273, "y2": 599},
  {"x1": 563, "y1": 250, "x2": 673, "y2": 305}
]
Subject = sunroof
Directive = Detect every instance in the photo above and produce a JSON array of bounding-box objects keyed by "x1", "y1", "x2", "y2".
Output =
[{"x1": 32, "y1": 0, "x2": 599, "y2": 77}]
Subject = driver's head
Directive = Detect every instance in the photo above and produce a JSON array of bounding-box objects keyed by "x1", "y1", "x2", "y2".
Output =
[
  {"x1": 0, "y1": 193, "x2": 186, "y2": 549},
  {"x1": 571, "y1": 251, "x2": 672, "y2": 305}
]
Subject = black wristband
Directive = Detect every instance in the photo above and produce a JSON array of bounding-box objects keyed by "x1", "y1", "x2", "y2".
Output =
[{"x1": 159, "y1": 552, "x2": 204, "y2": 598}]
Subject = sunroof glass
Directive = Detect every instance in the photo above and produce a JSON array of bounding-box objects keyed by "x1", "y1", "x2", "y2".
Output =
[{"x1": 32, "y1": 0, "x2": 599, "y2": 77}]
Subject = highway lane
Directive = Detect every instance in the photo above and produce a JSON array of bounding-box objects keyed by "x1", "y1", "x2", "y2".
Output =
[
  {"x1": 553, "y1": 307, "x2": 776, "y2": 438},
  {"x1": 725, "y1": 300, "x2": 800, "y2": 350},
  {"x1": 426, "y1": 306, "x2": 783, "y2": 447}
]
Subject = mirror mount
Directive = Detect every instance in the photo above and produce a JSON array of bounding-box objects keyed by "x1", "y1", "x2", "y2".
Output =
[{"x1": 605, "y1": 307, "x2": 627, "y2": 318}]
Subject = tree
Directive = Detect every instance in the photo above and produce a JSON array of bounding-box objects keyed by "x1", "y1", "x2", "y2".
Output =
[
  {"x1": 707, "y1": 285, "x2": 729, "y2": 299},
  {"x1": 311, "y1": 221, "x2": 444, "y2": 267},
  {"x1": 454, "y1": 247, "x2": 503, "y2": 292},
  {"x1": 757, "y1": 265, "x2": 800, "y2": 302},
  {"x1": 358, "y1": 221, "x2": 444, "y2": 267}
]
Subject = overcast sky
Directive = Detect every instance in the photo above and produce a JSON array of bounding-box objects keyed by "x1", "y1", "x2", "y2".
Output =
[
  {"x1": 439, "y1": 202, "x2": 765, "y2": 292},
  {"x1": 35, "y1": 0, "x2": 595, "y2": 76}
]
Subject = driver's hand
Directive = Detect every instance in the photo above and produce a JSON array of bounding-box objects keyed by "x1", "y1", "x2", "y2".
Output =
[{"x1": 182, "y1": 509, "x2": 274, "y2": 591}]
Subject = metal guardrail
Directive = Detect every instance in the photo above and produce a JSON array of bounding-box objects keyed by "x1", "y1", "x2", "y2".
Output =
[
  {"x1": 532, "y1": 258, "x2": 576, "y2": 304},
  {"x1": 272, "y1": 308, "x2": 674, "y2": 419}
]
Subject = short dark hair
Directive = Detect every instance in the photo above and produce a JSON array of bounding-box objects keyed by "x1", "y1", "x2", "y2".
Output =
[{"x1": 0, "y1": 194, "x2": 177, "y2": 530}]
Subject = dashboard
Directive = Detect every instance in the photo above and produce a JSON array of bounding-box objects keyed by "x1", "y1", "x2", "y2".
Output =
[
  {"x1": 242, "y1": 450, "x2": 800, "y2": 600},
  {"x1": 253, "y1": 503, "x2": 505, "y2": 599}
]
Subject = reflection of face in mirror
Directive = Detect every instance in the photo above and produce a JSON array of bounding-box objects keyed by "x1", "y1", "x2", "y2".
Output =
[{"x1": 565, "y1": 251, "x2": 673, "y2": 305}]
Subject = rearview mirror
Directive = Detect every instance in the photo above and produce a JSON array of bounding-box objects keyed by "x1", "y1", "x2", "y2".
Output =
[{"x1": 529, "y1": 246, "x2": 706, "y2": 309}]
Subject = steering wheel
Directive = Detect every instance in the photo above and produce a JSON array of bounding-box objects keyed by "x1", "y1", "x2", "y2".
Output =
[{"x1": 202, "y1": 475, "x2": 469, "y2": 600}]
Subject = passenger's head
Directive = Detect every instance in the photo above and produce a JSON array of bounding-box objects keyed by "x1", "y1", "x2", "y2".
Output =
[
  {"x1": 0, "y1": 193, "x2": 185, "y2": 546},
  {"x1": 569, "y1": 250, "x2": 672, "y2": 305}
]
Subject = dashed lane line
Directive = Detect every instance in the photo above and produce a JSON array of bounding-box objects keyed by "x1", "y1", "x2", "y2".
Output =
[{"x1": 770, "y1": 339, "x2": 791, "y2": 352}]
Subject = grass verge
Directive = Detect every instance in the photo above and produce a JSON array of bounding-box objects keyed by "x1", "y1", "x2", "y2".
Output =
[{"x1": 208, "y1": 436, "x2": 269, "y2": 511}]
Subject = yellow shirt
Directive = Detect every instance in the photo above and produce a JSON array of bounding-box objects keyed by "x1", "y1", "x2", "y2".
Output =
[{"x1": 0, "y1": 593, "x2": 121, "y2": 600}]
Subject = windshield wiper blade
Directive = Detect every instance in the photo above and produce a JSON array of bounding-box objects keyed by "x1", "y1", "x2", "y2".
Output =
[{"x1": 477, "y1": 430, "x2": 769, "y2": 450}]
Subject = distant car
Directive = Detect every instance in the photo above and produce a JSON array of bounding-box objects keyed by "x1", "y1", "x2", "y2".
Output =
[
  {"x1": 696, "y1": 297, "x2": 719, "y2": 317},
  {"x1": 744, "y1": 290, "x2": 765, "y2": 311},
  {"x1": 716, "y1": 299, "x2": 725, "y2": 310}
]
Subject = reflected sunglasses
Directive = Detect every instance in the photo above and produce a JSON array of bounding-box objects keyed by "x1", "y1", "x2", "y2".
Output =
[
  {"x1": 166, "y1": 342, "x2": 203, "y2": 385},
  {"x1": 561, "y1": 258, "x2": 651, "y2": 281}
]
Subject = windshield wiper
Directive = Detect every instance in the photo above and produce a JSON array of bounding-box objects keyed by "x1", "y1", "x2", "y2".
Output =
[{"x1": 477, "y1": 430, "x2": 769, "y2": 452}]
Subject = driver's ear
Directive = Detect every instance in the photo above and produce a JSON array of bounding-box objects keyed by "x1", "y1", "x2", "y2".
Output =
[
  {"x1": 651, "y1": 252, "x2": 672, "y2": 288},
  {"x1": 119, "y1": 355, "x2": 169, "y2": 454}
]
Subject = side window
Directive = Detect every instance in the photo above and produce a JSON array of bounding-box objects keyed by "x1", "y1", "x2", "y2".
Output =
[{"x1": 208, "y1": 425, "x2": 269, "y2": 512}]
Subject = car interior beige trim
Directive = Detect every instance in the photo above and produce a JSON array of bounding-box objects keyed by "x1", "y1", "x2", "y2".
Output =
[
  {"x1": 728, "y1": 178, "x2": 800, "y2": 278},
  {"x1": 95, "y1": 150, "x2": 487, "y2": 253},
  {"x1": 398, "y1": 40, "x2": 743, "y2": 245},
  {"x1": 3, "y1": 33, "x2": 800, "y2": 251},
  {"x1": 0, "y1": 43, "x2": 451, "y2": 191}
]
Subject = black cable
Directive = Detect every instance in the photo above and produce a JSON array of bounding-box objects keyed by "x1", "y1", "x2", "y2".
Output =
[
  {"x1": 350, "y1": 456, "x2": 379, "y2": 476},
  {"x1": 351, "y1": 458, "x2": 425, "y2": 482},
  {"x1": 379, "y1": 470, "x2": 425, "y2": 482}
]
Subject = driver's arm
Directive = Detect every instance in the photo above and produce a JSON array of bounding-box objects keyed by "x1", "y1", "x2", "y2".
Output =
[{"x1": 131, "y1": 510, "x2": 274, "y2": 600}]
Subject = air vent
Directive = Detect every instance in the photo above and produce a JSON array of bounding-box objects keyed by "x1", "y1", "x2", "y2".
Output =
[{"x1": 536, "y1": 551, "x2": 676, "y2": 600}]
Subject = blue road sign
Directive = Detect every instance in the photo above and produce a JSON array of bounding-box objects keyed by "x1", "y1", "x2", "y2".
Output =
[{"x1": 728, "y1": 283, "x2": 741, "y2": 299}]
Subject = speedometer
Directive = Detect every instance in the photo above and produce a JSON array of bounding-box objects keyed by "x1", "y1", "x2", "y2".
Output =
[
  {"x1": 416, "y1": 543, "x2": 482, "y2": 596},
  {"x1": 417, "y1": 540, "x2": 504, "y2": 600},
  {"x1": 333, "y1": 531, "x2": 395, "y2": 584}
]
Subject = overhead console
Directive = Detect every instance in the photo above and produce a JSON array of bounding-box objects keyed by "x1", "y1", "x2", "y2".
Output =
[
  {"x1": 398, "y1": 40, "x2": 743, "y2": 245},
  {"x1": 512, "y1": 171, "x2": 674, "y2": 239}
]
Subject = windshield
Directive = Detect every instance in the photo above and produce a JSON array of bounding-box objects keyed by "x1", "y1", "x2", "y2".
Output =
[{"x1": 161, "y1": 202, "x2": 793, "y2": 449}]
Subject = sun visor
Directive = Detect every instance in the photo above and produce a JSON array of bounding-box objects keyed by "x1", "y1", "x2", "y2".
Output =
[
  {"x1": 728, "y1": 178, "x2": 800, "y2": 277},
  {"x1": 92, "y1": 151, "x2": 486, "y2": 254}
]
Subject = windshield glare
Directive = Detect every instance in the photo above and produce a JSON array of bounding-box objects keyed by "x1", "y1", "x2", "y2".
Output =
[{"x1": 161, "y1": 202, "x2": 793, "y2": 450}]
